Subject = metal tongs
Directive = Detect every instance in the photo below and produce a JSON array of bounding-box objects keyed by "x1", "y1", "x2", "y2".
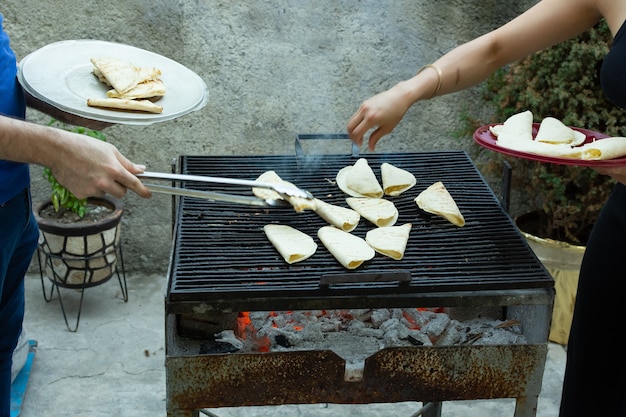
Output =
[{"x1": 137, "y1": 172, "x2": 314, "y2": 207}]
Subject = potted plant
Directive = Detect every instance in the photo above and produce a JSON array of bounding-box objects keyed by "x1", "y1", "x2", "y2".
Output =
[
  {"x1": 465, "y1": 20, "x2": 626, "y2": 344},
  {"x1": 33, "y1": 121, "x2": 127, "y2": 331}
]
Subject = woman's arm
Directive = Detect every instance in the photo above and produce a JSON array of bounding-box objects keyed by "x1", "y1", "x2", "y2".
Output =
[{"x1": 347, "y1": 0, "x2": 603, "y2": 150}]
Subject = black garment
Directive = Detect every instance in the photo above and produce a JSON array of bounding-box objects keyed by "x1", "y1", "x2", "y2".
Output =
[
  {"x1": 560, "y1": 184, "x2": 626, "y2": 417},
  {"x1": 560, "y1": 19, "x2": 626, "y2": 417},
  {"x1": 601, "y1": 20, "x2": 626, "y2": 109}
]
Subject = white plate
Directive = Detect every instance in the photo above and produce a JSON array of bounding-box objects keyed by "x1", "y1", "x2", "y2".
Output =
[{"x1": 18, "y1": 39, "x2": 208, "y2": 125}]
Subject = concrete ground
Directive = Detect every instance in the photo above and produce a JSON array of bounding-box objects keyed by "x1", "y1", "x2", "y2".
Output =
[{"x1": 17, "y1": 271, "x2": 566, "y2": 417}]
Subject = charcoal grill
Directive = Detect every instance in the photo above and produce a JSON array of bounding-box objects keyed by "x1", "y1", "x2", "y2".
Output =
[{"x1": 165, "y1": 138, "x2": 554, "y2": 417}]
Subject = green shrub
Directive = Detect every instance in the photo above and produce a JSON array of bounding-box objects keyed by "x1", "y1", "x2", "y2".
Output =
[{"x1": 469, "y1": 20, "x2": 626, "y2": 245}]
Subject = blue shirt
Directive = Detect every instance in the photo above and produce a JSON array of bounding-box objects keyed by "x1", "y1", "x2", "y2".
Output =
[{"x1": 0, "y1": 13, "x2": 29, "y2": 204}]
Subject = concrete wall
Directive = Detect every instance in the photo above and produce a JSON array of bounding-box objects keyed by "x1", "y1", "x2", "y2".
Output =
[{"x1": 2, "y1": 0, "x2": 536, "y2": 274}]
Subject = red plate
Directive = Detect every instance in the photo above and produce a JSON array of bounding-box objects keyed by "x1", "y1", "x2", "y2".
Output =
[{"x1": 473, "y1": 123, "x2": 626, "y2": 167}]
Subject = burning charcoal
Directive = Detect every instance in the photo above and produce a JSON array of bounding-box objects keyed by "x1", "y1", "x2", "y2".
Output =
[
  {"x1": 350, "y1": 309, "x2": 372, "y2": 322},
  {"x1": 249, "y1": 311, "x2": 270, "y2": 321},
  {"x1": 370, "y1": 309, "x2": 391, "y2": 327},
  {"x1": 348, "y1": 322, "x2": 384, "y2": 338},
  {"x1": 422, "y1": 312, "x2": 451, "y2": 339},
  {"x1": 380, "y1": 318, "x2": 410, "y2": 340},
  {"x1": 200, "y1": 340, "x2": 241, "y2": 354},
  {"x1": 476, "y1": 328, "x2": 527, "y2": 345},
  {"x1": 213, "y1": 330, "x2": 244, "y2": 350},
  {"x1": 382, "y1": 329, "x2": 398, "y2": 346},
  {"x1": 408, "y1": 330, "x2": 433, "y2": 346},
  {"x1": 390, "y1": 308, "x2": 405, "y2": 320},
  {"x1": 291, "y1": 311, "x2": 312, "y2": 323},
  {"x1": 319, "y1": 319, "x2": 342, "y2": 332},
  {"x1": 274, "y1": 333, "x2": 292, "y2": 348},
  {"x1": 272, "y1": 314, "x2": 288, "y2": 328},
  {"x1": 433, "y1": 321, "x2": 462, "y2": 346}
]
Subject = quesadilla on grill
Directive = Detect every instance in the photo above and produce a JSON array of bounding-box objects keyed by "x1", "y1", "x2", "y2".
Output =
[
  {"x1": 318, "y1": 226, "x2": 375, "y2": 269},
  {"x1": 415, "y1": 181, "x2": 465, "y2": 227},
  {"x1": 336, "y1": 158, "x2": 384, "y2": 198},
  {"x1": 263, "y1": 224, "x2": 317, "y2": 264},
  {"x1": 381, "y1": 163, "x2": 416, "y2": 196},
  {"x1": 365, "y1": 223, "x2": 412, "y2": 260},
  {"x1": 313, "y1": 198, "x2": 360, "y2": 232},
  {"x1": 346, "y1": 197, "x2": 398, "y2": 227},
  {"x1": 252, "y1": 171, "x2": 317, "y2": 212},
  {"x1": 86, "y1": 98, "x2": 163, "y2": 114}
]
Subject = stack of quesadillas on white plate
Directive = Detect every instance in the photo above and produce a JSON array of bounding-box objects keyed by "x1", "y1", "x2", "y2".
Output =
[{"x1": 87, "y1": 57, "x2": 165, "y2": 113}]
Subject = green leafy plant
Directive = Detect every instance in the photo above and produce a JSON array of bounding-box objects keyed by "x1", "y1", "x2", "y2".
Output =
[
  {"x1": 43, "y1": 120, "x2": 107, "y2": 218},
  {"x1": 467, "y1": 20, "x2": 626, "y2": 245}
]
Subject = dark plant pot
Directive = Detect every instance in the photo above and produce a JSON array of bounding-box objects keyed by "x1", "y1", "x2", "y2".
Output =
[
  {"x1": 33, "y1": 195, "x2": 124, "y2": 289},
  {"x1": 516, "y1": 211, "x2": 584, "y2": 346}
]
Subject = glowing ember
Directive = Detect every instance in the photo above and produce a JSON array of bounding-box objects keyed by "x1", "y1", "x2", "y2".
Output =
[{"x1": 215, "y1": 308, "x2": 527, "y2": 362}]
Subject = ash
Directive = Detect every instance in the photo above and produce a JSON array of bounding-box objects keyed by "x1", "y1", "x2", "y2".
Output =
[{"x1": 215, "y1": 308, "x2": 526, "y2": 363}]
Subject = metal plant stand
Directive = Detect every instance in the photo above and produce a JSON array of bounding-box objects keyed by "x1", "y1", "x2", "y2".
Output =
[{"x1": 36, "y1": 243, "x2": 128, "y2": 332}]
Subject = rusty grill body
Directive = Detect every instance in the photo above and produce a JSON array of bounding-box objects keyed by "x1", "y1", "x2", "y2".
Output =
[{"x1": 165, "y1": 148, "x2": 554, "y2": 417}]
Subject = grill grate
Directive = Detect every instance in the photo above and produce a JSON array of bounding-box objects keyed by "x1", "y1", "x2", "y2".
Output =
[{"x1": 168, "y1": 151, "x2": 552, "y2": 309}]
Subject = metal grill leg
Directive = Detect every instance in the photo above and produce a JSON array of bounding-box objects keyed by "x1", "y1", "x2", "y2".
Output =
[
  {"x1": 514, "y1": 396, "x2": 538, "y2": 417},
  {"x1": 411, "y1": 402, "x2": 442, "y2": 417}
]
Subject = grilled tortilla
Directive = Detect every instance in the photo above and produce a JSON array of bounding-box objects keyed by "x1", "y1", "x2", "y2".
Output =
[
  {"x1": 579, "y1": 137, "x2": 626, "y2": 160},
  {"x1": 86, "y1": 98, "x2": 163, "y2": 113},
  {"x1": 381, "y1": 162, "x2": 416, "y2": 196},
  {"x1": 318, "y1": 226, "x2": 375, "y2": 269},
  {"x1": 336, "y1": 158, "x2": 384, "y2": 198},
  {"x1": 365, "y1": 223, "x2": 412, "y2": 260},
  {"x1": 106, "y1": 79, "x2": 165, "y2": 100},
  {"x1": 263, "y1": 224, "x2": 317, "y2": 264},
  {"x1": 313, "y1": 198, "x2": 360, "y2": 232},
  {"x1": 346, "y1": 197, "x2": 398, "y2": 227},
  {"x1": 493, "y1": 110, "x2": 534, "y2": 144},
  {"x1": 90, "y1": 58, "x2": 142, "y2": 94},
  {"x1": 535, "y1": 117, "x2": 586, "y2": 146},
  {"x1": 252, "y1": 171, "x2": 316, "y2": 212},
  {"x1": 415, "y1": 181, "x2": 465, "y2": 227}
]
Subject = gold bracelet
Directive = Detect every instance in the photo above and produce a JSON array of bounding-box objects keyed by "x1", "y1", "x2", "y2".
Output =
[{"x1": 416, "y1": 63, "x2": 443, "y2": 99}]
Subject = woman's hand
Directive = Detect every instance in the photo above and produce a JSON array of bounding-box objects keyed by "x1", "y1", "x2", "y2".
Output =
[
  {"x1": 595, "y1": 165, "x2": 626, "y2": 185},
  {"x1": 346, "y1": 81, "x2": 415, "y2": 151}
]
